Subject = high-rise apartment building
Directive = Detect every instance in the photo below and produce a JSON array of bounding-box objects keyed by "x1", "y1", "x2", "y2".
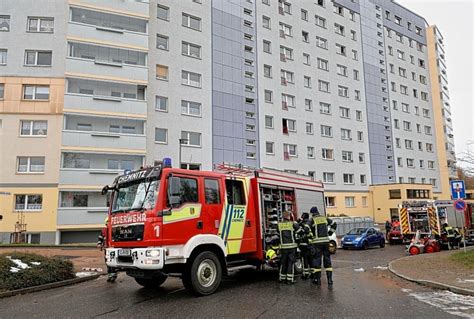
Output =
[{"x1": 0, "y1": 0, "x2": 456, "y2": 244}]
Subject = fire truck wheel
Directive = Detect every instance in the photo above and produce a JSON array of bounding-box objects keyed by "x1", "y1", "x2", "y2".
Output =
[
  {"x1": 134, "y1": 274, "x2": 167, "y2": 289},
  {"x1": 183, "y1": 251, "x2": 222, "y2": 296}
]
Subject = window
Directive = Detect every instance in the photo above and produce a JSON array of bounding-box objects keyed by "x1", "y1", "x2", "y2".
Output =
[
  {"x1": 418, "y1": 141, "x2": 423, "y2": 151},
  {"x1": 17, "y1": 157, "x2": 45, "y2": 173},
  {"x1": 320, "y1": 102, "x2": 331, "y2": 114},
  {"x1": 397, "y1": 157, "x2": 403, "y2": 167},
  {"x1": 317, "y1": 0, "x2": 325, "y2": 7},
  {"x1": 182, "y1": 42, "x2": 201, "y2": 59},
  {"x1": 335, "y1": 23, "x2": 345, "y2": 35},
  {"x1": 356, "y1": 110, "x2": 362, "y2": 121},
  {"x1": 322, "y1": 148, "x2": 334, "y2": 160},
  {"x1": 343, "y1": 174, "x2": 354, "y2": 184},
  {"x1": 281, "y1": 69, "x2": 294, "y2": 83},
  {"x1": 395, "y1": 138, "x2": 401, "y2": 148},
  {"x1": 389, "y1": 189, "x2": 401, "y2": 199},
  {"x1": 281, "y1": 94, "x2": 295, "y2": 107},
  {"x1": 155, "y1": 128, "x2": 168, "y2": 143},
  {"x1": 27, "y1": 17, "x2": 54, "y2": 32},
  {"x1": 351, "y1": 50, "x2": 358, "y2": 60},
  {"x1": 317, "y1": 58, "x2": 328, "y2": 71},
  {"x1": 307, "y1": 146, "x2": 315, "y2": 159},
  {"x1": 284, "y1": 119, "x2": 296, "y2": 132},
  {"x1": 403, "y1": 121, "x2": 411, "y2": 131},
  {"x1": 341, "y1": 128, "x2": 351, "y2": 140},
  {"x1": 342, "y1": 151, "x2": 353, "y2": 162},
  {"x1": 396, "y1": 33, "x2": 403, "y2": 43},
  {"x1": 323, "y1": 172, "x2": 335, "y2": 184},
  {"x1": 424, "y1": 126, "x2": 432, "y2": 135},
  {"x1": 407, "y1": 189, "x2": 430, "y2": 199},
  {"x1": 265, "y1": 115, "x2": 274, "y2": 128},
  {"x1": 23, "y1": 85, "x2": 49, "y2": 100},
  {"x1": 181, "y1": 100, "x2": 201, "y2": 116},
  {"x1": 306, "y1": 122, "x2": 313, "y2": 134},
  {"x1": 60, "y1": 192, "x2": 88, "y2": 208},
  {"x1": 304, "y1": 76, "x2": 311, "y2": 88},
  {"x1": 15, "y1": 194, "x2": 43, "y2": 211},
  {"x1": 182, "y1": 13, "x2": 201, "y2": 31},
  {"x1": 357, "y1": 131, "x2": 363, "y2": 142},
  {"x1": 305, "y1": 99, "x2": 313, "y2": 111},
  {"x1": 284, "y1": 144, "x2": 297, "y2": 156},
  {"x1": 421, "y1": 92, "x2": 428, "y2": 101},
  {"x1": 20, "y1": 120, "x2": 47, "y2": 136},
  {"x1": 355, "y1": 90, "x2": 361, "y2": 101},
  {"x1": 181, "y1": 70, "x2": 201, "y2": 87},
  {"x1": 319, "y1": 80, "x2": 330, "y2": 93},
  {"x1": 405, "y1": 139, "x2": 413, "y2": 149},
  {"x1": 303, "y1": 53, "x2": 310, "y2": 65},
  {"x1": 225, "y1": 180, "x2": 246, "y2": 205},
  {"x1": 264, "y1": 90, "x2": 273, "y2": 103},
  {"x1": 394, "y1": 119, "x2": 400, "y2": 129},
  {"x1": 358, "y1": 153, "x2": 365, "y2": 163},
  {"x1": 263, "y1": 40, "x2": 271, "y2": 53},
  {"x1": 337, "y1": 65, "x2": 347, "y2": 76},
  {"x1": 353, "y1": 69, "x2": 359, "y2": 80},
  {"x1": 0, "y1": 83, "x2": 3, "y2": 99},
  {"x1": 316, "y1": 36, "x2": 328, "y2": 49},
  {"x1": 302, "y1": 31, "x2": 309, "y2": 42},
  {"x1": 295, "y1": 6, "x2": 305, "y2": 20},
  {"x1": 336, "y1": 44, "x2": 346, "y2": 56},
  {"x1": 399, "y1": 67, "x2": 406, "y2": 77},
  {"x1": 351, "y1": 30, "x2": 357, "y2": 41},
  {"x1": 345, "y1": 197, "x2": 355, "y2": 208},
  {"x1": 325, "y1": 196, "x2": 335, "y2": 207},
  {"x1": 423, "y1": 108, "x2": 430, "y2": 118},
  {"x1": 156, "y1": 64, "x2": 168, "y2": 80},
  {"x1": 0, "y1": 15, "x2": 10, "y2": 31},
  {"x1": 25, "y1": 51, "x2": 52, "y2": 66},
  {"x1": 157, "y1": 5, "x2": 169, "y2": 20},
  {"x1": 415, "y1": 26, "x2": 422, "y2": 35},
  {"x1": 321, "y1": 125, "x2": 332, "y2": 137},
  {"x1": 246, "y1": 124, "x2": 256, "y2": 131},
  {"x1": 156, "y1": 34, "x2": 169, "y2": 50},
  {"x1": 76, "y1": 123, "x2": 92, "y2": 131},
  {"x1": 338, "y1": 86, "x2": 348, "y2": 97},
  {"x1": 155, "y1": 96, "x2": 168, "y2": 112},
  {"x1": 402, "y1": 103, "x2": 410, "y2": 113},
  {"x1": 400, "y1": 85, "x2": 408, "y2": 95},
  {"x1": 279, "y1": 23, "x2": 292, "y2": 37},
  {"x1": 263, "y1": 64, "x2": 272, "y2": 78},
  {"x1": 407, "y1": 158, "x2": 415, "y2": 168},
  {"x1": 428, "y1": 161, "x2": 435, "y2": 169},
  {"x1": 262, "y1": 16, "x2": 271, "y2": 29},
  {"x1": 266, "y1": 142, "x2": 274, "y2": 154},
  {"x1": 0, "y1": 49, "x2": 6, "y2": 65},
  {"x1": 315, "y1": 15, "x2": 326, "y2": 28},
  {"x1": 181, "y1": 131, "x2": 201, "y2": 147},
  {"x1": 340, "y1": 107, "x2": 350, "y2": 118},
  {"x1": 205, "y1": 179, "x2": 221, "y2": 204}
]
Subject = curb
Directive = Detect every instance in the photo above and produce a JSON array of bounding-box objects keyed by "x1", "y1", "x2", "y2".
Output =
[
  {"x1": 388, "y1": 256, "x2": 474, "y2": 297},
  {"x1": 0, "y1": 274, "x2": 102, "y2": 299}
]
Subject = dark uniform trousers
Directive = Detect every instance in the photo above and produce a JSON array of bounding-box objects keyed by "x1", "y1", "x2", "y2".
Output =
[
  {"x1": 280, "y1": 248, "x2": 297, "y2": 281},
  {"x1": 312, "y1": 243, "x2": 332, "y2": 273},
  {"x1": 299, "y1": 244, "x2": 311, "y2": 276}
]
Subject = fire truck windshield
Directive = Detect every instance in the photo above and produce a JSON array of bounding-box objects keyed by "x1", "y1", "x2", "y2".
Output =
[{"x1": 111, "y1": 180, "x2": 159, "y2": 213}]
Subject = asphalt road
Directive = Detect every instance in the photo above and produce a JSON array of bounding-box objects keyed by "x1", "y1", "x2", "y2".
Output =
[{"x1": 1, "y1": 245, "x2": 472, "y2": 318}]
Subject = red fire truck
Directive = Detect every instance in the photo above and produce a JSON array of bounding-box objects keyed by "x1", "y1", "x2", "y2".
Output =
[{"x1": 102, "y1": 160, "x2": 325, "y2": 295}]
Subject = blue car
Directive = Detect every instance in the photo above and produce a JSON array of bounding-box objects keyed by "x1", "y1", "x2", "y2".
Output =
[{"x1": 341, "y1": 227, "x2": 385, "y2": 250}]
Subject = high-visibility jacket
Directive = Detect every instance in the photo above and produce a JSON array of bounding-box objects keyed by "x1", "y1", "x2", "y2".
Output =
[
  {"x1": 278, "y1": 221, "x2": 298, "y2": 249},
  {"x1": 445, "y1": 226, "x2": 455, "y2": 238},
  {"x1": 296, "y1": 221, "x2": 313, "y2": 246},
  {"x1": 309, "y1": 216, "x2": 336, "y2": 244}
]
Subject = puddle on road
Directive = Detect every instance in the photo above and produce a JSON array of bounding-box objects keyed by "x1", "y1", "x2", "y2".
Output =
[{"x1": 404, "y1": 290, "x2": 474, "y2": 318}]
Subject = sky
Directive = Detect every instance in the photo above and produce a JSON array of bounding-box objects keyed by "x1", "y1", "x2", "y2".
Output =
[{"x1": 396, "y1": 0, "x2": 474, "y2": 161}]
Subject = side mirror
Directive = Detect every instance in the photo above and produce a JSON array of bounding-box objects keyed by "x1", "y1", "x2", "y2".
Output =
[{"x1": 101, "y1": 185, "x2": 109, "y2": 196}]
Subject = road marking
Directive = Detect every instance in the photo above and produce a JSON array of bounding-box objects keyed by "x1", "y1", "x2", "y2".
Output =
[{"x1": 404, "y1": 290, "x2": 474, "y2": 318}]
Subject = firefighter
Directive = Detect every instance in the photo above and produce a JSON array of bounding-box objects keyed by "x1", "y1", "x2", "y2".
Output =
[
  {"x1": 442, "y1": 223, "x2": 461, "y2": 250},
  {"x1": 278, "y1": 211, "x2": 299, "y2": 284},
  {"x1": 308, "y1": 206, "x2": 337, "y2": 287},
  {"x1": 296, "y1": 212, "x2": 312, "y2": 279},
  {"x1": 97, "y1": 217, "x2": 118, "y2": 282}
]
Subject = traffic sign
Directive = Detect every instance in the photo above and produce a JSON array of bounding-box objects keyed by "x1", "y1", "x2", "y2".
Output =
[
  {"x1": 453, "y1": 199, "x2": 467, "y2": 211},
  {"x1": 450, "y1": 180, "x2": 466, "y2": 199}
]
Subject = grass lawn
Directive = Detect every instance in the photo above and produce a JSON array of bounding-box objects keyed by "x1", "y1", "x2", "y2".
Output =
[
  {"x1": 0, "y1": 252, "x2": 76, "y2": 292},
  {"x1": 449, "y1": 250, "x2": 474, "y2": 270}
]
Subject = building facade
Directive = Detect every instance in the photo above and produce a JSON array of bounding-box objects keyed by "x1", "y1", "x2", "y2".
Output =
[{"x1": 0, "y1": 0, "x2": 457, "y2": 243}]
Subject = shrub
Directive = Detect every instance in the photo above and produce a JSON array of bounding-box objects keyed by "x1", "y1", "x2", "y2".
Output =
[{"x1": 0, "y1": 253, "x2": 76, "y2": 292}]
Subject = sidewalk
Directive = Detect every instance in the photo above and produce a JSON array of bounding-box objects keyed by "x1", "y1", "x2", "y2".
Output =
[
  {"x1": 389, "y1": 247, "x2": 474, "y2": 296},
  {"x1": 0, "y1": 247, "x2": 106, "y2": 272}
]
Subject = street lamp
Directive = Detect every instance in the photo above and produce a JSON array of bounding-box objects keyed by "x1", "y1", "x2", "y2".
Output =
[{"x1": 179, "y1": 138, "x2": 189, "y2": 169}]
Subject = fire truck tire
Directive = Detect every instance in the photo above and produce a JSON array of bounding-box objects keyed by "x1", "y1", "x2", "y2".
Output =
[
  {"x1": 183, "y1": 251, "x2": 222, "y2": 296},
  {"x1": 134, "y1": 274, "x2": 167, "y2": 288}
]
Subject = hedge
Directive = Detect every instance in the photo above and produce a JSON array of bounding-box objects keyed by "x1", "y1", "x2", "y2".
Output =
[{"x1": 0, "y1": 253, "x2": 76, "y2": 292}]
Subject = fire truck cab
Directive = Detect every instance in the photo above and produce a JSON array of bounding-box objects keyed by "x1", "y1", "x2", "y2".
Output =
[{"x1": 103, "y1": 160, "x2": 325, "y2": 295}]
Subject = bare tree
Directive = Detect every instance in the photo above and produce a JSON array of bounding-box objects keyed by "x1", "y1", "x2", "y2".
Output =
[{"x1": 457, "y1": 141, "x2": 474, "y2": 175}]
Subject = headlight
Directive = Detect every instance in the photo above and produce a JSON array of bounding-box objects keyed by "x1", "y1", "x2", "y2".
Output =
[
  {"x1": 146, "y1": 249, "x2": 160, "y2": 257},
  {"x1": 354, "y1": 237, "x2": 362, "y2": 242}
]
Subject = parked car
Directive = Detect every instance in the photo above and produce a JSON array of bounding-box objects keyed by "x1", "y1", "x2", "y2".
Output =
[
  {"x1": 341, "y1": 227, "x2": 385, "y2": 250},
  {"x1": 388, "y1": 225, "x2": 404, "y2": 244},
  {"x1": 329, "y1": 230, "x2": 338, "y2": 254}
]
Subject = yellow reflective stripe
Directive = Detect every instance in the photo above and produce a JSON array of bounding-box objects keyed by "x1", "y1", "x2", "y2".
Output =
[
  {"x1": 313, "y1": 216, "x2": 327, "y2": 225},
  {"x1": 326, "y1": 268, "x2": 333, "y2": 272},
  {"x1": 278, "y1": 222, "x2": 294, "y2": 230},
  {"x1": 163, "y1": 204, "x2": 201, "y2": 223},
  {"x1": 226, "y1": 205, "x2": 247, "y2": 254}
]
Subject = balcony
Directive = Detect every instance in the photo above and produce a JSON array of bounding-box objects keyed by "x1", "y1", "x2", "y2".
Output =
[
  {"x1": 57, "y1": 208, "x2": 108, "y2": 226},
  {"x1": 66, "y1": 54, "x2": 147, "y2": 83},
  {"x1": 60, "y1": 168, "x2": 122, "y2": 186},
  {"x1": 68, "y1": 7, "x2": 148, "y2": 49},
  {"x1": 73, "y1": 0, "x2": 149, "y2": 17},
  {"x1": 62, "y1": 130, "x2": 146, "y2": 150}
]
